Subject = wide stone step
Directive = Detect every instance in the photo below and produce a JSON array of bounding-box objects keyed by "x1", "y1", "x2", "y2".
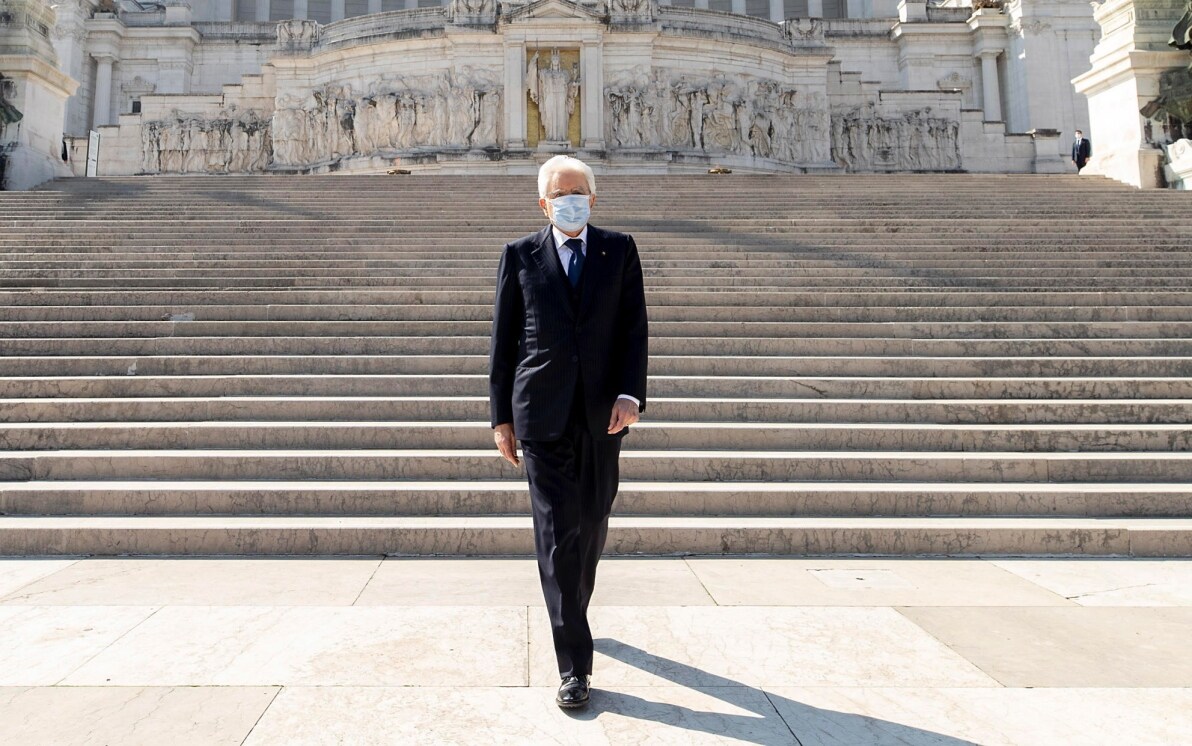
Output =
[
  {"x1": 7, "y1": 304, "x2": 1192, "y2": 323},
  {"x1": 4, "y1": 289, "x2": 1190, "y2": 308},
  {"x1": 4, "y1": 320, "x2": 1191, "y2": 340},
  {"x1": 9, "y1": 278, "x2": 1190, "y2": 292},
  {"x1": 9, "y1": 268, "x2": 1192, "y2": 283},
  {"x1": 3, "y1": 354, "x2": 1191, "y2": 377},
  {"x1": 0, "y1": 515, "x2": 1185, "y2": 556},
  {"x1": 1, "y1": 421, "x2": 1187, "y2": 452},
  {"x1": 3, "y1": 480, "x2": 1189, "y2": 517},
  {"x1": 3, "y1": 374, "x2": 1189, "y2": 399},
  {"x1": 1, "y1": 449, "x2": 1190, "y2": 481},
  {"x1": 4, "y1": 335, "x2": 1191, "y2": 357},
  {"x1": 8, "y1": 256, "x2": 1192, "y2": 271},
  {"x1": 4, "y1": 397, "x2": 1189, "y2": 424}
]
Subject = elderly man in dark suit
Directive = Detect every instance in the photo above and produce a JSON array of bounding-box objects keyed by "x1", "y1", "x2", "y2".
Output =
[{"x1": 489, "y1": 155, "x2": 648, "y2": 710}]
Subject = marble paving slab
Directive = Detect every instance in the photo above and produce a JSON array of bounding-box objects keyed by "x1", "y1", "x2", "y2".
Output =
[
  {"x1": 0, "y1": 558, "x2": 80, "y2": 597},
  {"x1": 684, "y1": 558, "x2": 1071, "y2": 607},
  {"x1": 990, "y1": 558, "x2": 1192, "y2": 606},
  {"x1": 0, "y1": 605, "x2": 158, "y2": 686},
  {"x1": 0, "y1": 557, "x2": 383, "y2": 606},
  {"x1": 62, "y1": 606, "x2": 528, "y2": 687},
  {"x1": 898, "y1": 606, "x2": 1192, "y2": 688},
  {"x1": 528, "y1": 606, "x2": 998, "y2": 688},
  {"x1": 0, "y1": 686, "x2": 279, "y2": 746},
  {"x1": 243, "y1": 685, "x2": 795, "y2": 745},
  {"x1": 355, "y1": 557, "x2": 715, "y2": 606},
  {"x1": 770, "y1": 687, "x2": 1192, "y2": 746}
]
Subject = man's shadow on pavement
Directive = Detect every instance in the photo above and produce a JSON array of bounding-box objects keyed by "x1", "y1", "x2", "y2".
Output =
[{"x1": 565, "y1": 638, "x2": 976, "y2": 746}]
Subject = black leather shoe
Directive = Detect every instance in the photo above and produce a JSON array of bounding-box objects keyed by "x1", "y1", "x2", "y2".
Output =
[{"x1": 556, "y1": 675, "x2": 591, "y2": 709}]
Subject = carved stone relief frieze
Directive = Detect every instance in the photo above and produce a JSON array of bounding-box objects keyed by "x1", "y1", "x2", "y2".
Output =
[
  {"x1": 605, "y1": 70, "x2": 831, "y2": 164},
  {"x1": 141, "y1": 108, "x2": 273, "y2": 174},
  {"x1": 830, "y1": 103, "x2": 961, "y2": 171},
  {"x1": 270, "y1": 69, "x2": 503, "y2": 168}
]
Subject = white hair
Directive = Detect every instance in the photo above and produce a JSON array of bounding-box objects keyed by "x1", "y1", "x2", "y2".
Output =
[{"x1": 537, "y1": 155, "x2": 596, "y2": 199}]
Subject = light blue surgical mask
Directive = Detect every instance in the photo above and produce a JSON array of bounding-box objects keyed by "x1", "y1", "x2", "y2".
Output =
[{"x1": 548, "y1": 194, "x2": 591, "y2": 233}]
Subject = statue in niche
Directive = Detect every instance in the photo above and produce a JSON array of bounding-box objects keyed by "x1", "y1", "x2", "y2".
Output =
[{"x1": 527, "y1": 49, "x2": 580, "y2": 144}]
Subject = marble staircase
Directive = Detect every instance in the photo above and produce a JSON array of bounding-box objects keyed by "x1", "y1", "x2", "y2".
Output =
[{"x1": 1, "y1": 174, "x2": 1190, "y2": 556}]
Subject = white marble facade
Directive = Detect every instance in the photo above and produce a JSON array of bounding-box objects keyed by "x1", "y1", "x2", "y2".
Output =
[{"x1": 0, "y1": 0, "x2": 1155, "y2": 182}]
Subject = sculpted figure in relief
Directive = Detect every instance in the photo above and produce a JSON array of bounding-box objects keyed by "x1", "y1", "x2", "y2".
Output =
[{"x1": 528, "y1": 49, "x2": 580, "y2": 143}]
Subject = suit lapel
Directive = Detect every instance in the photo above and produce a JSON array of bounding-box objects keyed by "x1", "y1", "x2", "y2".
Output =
[{"x1": 529, "y1": 225, "x2": 576, "y2": 320}]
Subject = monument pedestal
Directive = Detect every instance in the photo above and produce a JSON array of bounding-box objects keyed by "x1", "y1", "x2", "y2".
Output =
[
  {"x1": 536, "y1": 140, "x2": 573, "y2": 153},
  {"x1": 1072, "y1": 0, "x2": 1189, "y2": 188},
  {"x1": 0, "y1": 0, "x2": 79, "y2": 189},
  {"x1": 1165, "y1": 138, "x2": 1192, "y2": 187}
]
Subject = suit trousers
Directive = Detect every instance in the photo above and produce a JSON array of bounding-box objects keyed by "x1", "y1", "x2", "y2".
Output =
[{"x1": 520, "y1": 376, "x2": 623, "y2": 679}]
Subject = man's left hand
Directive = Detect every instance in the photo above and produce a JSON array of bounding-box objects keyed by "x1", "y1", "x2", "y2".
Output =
[{"x1": 607, "y1": 398, "x2": 640, "y2": 435}]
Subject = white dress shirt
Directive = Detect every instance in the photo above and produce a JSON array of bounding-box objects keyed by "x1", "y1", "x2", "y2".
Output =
[{"x1": 550, "y1": 224, "x2": 641, "y2": 410}]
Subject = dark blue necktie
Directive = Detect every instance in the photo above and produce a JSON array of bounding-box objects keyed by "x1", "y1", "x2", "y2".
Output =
[{"x1": 565, "y1": 238, "x2": 584, "y2": 288}]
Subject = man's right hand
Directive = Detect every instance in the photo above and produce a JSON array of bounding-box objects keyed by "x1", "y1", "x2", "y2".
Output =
[{"x1": 493, "y1": 423, "x2": 520, "y2": 467}]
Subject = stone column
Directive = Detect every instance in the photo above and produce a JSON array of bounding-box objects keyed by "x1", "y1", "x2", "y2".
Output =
[
  {"x1": 331, "y1": 0, "x2": 345, "y2": 20},
  {"x1": 255, "y1": 0, "x2": 270, "y2": 21},
  {"x1": 293, "y1": 0, "x2": 308, "y2": 18},
  {"x1": 504, "y1": 43, "x2": 526, "y2": 149},
  {"x1": 580, "y1": 42, "x2": 604, "y2": 150},
  {"x1": 368, "y1": 0, "x2": 381, "y2": 12},
  {"x1": 732, "y1": 0, "x2": 746, "y2": 14},
  {"x1": 769, "y1": 0, "x2": 784, "y2": 22},
  {"x1": 978, "y1": 51, "x2": 1002, "y2": 122},
  {"x1": 91, "y1": 53, "x2": 115, "y2": 128},
  {"x1": 808, "y1": 0, "x2": 823, "y2": 16}
]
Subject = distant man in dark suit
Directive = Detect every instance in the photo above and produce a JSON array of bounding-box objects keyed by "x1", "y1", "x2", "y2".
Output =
[
  {"x1": 1072, "y1": 130, "x2": 1092, "y2": 171},
  {"x1": 489, "y1": 155, "x2": 648, "y2": 710}
]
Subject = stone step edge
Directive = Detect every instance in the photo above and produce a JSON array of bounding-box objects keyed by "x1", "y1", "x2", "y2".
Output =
[
  {"x1": 1, "y1": 375, "x2": 1188, "y2": 382},
  {"x1": 5, "y1": 396, "x2": 1192, "y2": 405},
  {"x1": 1, "y1": 479, "x2": 1187, "y2": 493},
  {"x1": 3, "y1": 448, "x2": 1192, "y2": 461},
  {"x1": 0, "y1": 515, "x2": 1187, "y2": 557},
  {"x1": 3, "y1": 421, "x2": 1191, "y2": 433}
]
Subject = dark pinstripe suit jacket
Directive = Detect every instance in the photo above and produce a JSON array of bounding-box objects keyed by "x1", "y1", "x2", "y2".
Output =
[{"x1": 489, "y1": 224, "x2": 649, "y2": 441}]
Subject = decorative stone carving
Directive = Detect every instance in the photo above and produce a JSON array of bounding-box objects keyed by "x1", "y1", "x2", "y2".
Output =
[
  {"x1": 937, "y1": 72, "x2": 972, "y2": 94},
  {"x1": 449, "y1": 0, "x2": 495, "y2": 24},
  {"x1": 527, "y1": 49, "x2": 580, "y2": 145},
  {"x1": 276, "y1": 19, "x2": 320, "y2": 52},
  {"x1": 269, "y1": 70, "x2": 504, "y2": 168},
  {"x1": 605, "y1": 70, "x2": 830, "y2": 164},
  {"x1": 783, "y1": 18, "x2": 824, "y2": 43},
  {"x1": 608, "y1": 0, "x2": 652, "y2": 23},
  {"x1": 141, "y1": 108, "x2": 272, "y2": 174},
  {"x1": 830, "y1": 103, "x2": 961, "y2": 172}
]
